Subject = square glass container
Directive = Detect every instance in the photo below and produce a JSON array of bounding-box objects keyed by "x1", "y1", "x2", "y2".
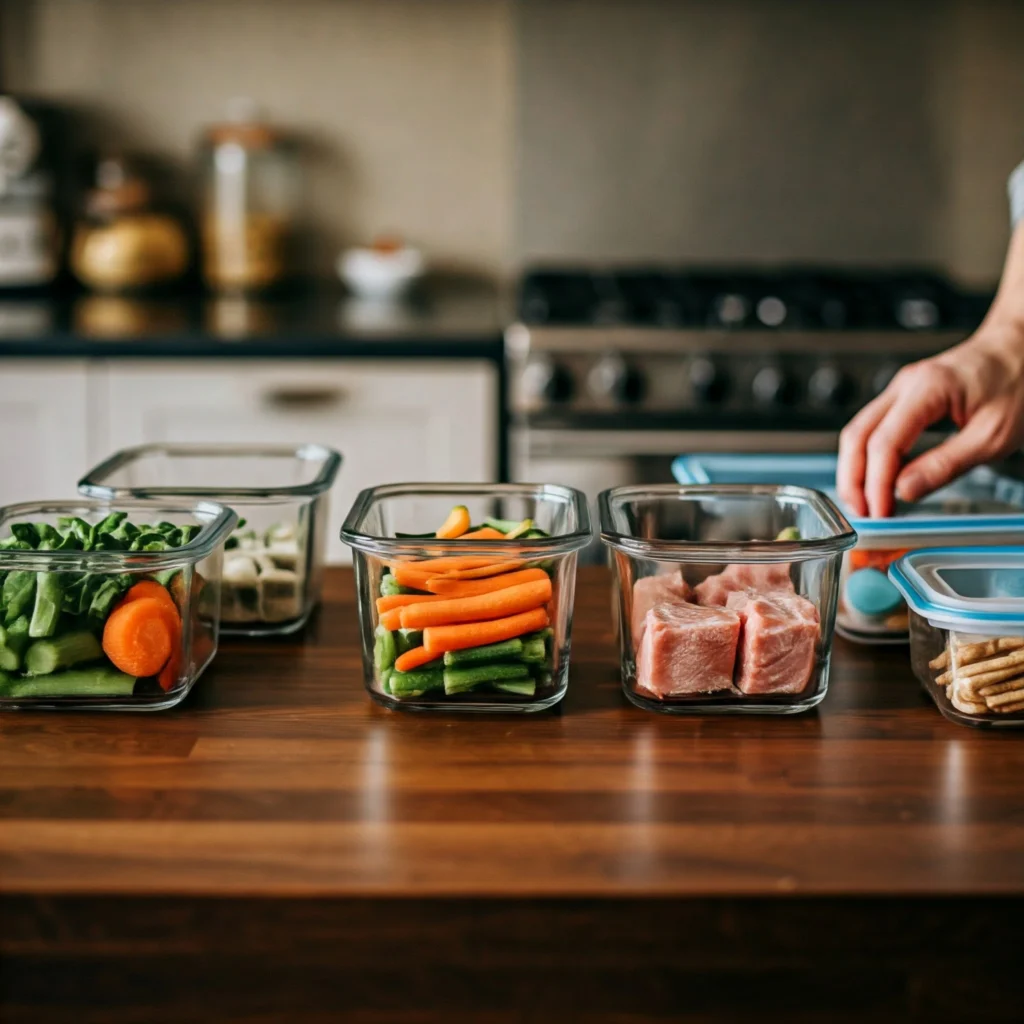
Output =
[
  {"x1": 79, "y1": 443, "x2": 341, "y2": 636},
  {"x1": 340, "y1": 483, "x2": 592, "y2": 712},
  {"x1": 600, "y1": 484, "x2": 857, "y2": 715},
  {"x1": 673, "y1": 454, "x2": 1024, "y2": 644},
  {"x1": 890, "y1": 547, "x2": 1024, "y2": 728},
  {"x1": 0, "y1": 499, "x2": 235, "y2": 711}
]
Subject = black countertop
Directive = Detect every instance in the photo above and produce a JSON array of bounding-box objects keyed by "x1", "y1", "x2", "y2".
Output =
[{"x1": 0, "y1": 281, "x2": 506, "y2": 359}]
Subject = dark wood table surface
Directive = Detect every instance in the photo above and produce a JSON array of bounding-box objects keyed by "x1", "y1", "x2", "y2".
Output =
[{"x1": 3, "y1": 567, "x2": 1023, "y2": 1023}]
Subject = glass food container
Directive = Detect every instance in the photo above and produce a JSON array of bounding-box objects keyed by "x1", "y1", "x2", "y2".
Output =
[
  {"x1": 78, "y1": 443, "x2": 341, "y2": 636},
  {"x1": 890, "y1": 547, "x2": 1024, "y2": 729},
  {"x1": 600, "y1": 484, "x2": 856, "y2": 715},
  {"x1": 673, "y1": 454, "x2": 1024, "y2": 644},
  {"x1": 0, "y1": 499, "x2": 235, "y2": 711},
  {"x1": 340, "y1": 483, "x2": 592, "y2": 713}
]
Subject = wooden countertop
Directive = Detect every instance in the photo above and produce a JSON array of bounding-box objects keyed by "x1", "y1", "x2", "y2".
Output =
[{"x1": 4, "y1": 566, "x2": 1024, "y2": 1022}]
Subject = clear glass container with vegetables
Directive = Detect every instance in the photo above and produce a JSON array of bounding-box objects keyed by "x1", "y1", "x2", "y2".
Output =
[
  {"x1": 0, "y1": 499, "x2": 235, "y2": 711},
  {"x1": 890, "y1": 547, "x2": 1024, "y2": 729},
  {"x1": 340, "y1": 483, "x2": 592, "y2": 712},
  {"x1": 78, "y1": 443, "x2": 341, "y2": 636},
  {"x1": 599, "y1": 484, "x2": 856, "y2": 715}
]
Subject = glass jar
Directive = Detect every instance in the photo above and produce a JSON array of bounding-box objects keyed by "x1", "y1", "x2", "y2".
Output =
[
  {"x1": 200, "y1": 101, "x2": 299, "y2": 294},
  {"x1": 71, "y1": 155, "x2": 190, "y2": 293},
  {"x1": 600, "y1": 483, "x2": 856, "y2": 715}
]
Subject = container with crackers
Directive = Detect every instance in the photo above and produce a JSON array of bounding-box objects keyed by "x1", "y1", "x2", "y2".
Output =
[{"x1": 890, "y1": 547, "x2": 1024, "y2": 728}]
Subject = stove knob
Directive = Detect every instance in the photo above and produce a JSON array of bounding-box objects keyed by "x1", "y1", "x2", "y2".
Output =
[
  {"x1": 871, "y1": 362, "x2": 900, "y2": 397},
  {"x1": 587, "y1": 355, "x2": 645, "y2": 404},
  {"x1": 808, "y1": 364, "x2": 852, "y2": 406},
  {"x1": 752, "y1": 365, "x2": 796, "y2": 406},
  {"x1": 711, "y1": 293, "x2": 750, "y2": 329},
  {"x1": 521, "y1": 356, "x2": 574, "y2": 405},
  {"x1": 688, "y1": 357, "x2": 728, "y2": 403},
  {"x1": 756, "y1": 295, "x2": 788, "y2": 328}
]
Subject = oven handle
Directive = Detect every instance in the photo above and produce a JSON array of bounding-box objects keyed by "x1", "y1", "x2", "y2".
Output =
[{"x1": 518, "y1": 429, "x2": 845, "y2": 458}]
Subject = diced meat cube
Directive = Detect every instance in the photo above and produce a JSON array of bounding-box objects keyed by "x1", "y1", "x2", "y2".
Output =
[
  {"x1": 693, "y1": 562, "x2": 794, "y2": 607},
  {"x1": 726, "y1": 590, "x2": 820, "y2": 695},
  {"x1": 635, "y1": 602, "x2": 741, "y2": 698},
  {"x1": 631, "y1": 572, "x2": 691, "y2": 648}
]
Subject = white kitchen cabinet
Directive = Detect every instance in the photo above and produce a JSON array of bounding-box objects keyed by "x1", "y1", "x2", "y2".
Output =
[
  {"x1": 94, "y1": 360, "x2": 498, "y2": 562},
  {"x1": 0, "y1": 362, "x2": 91, "y2": 505}
]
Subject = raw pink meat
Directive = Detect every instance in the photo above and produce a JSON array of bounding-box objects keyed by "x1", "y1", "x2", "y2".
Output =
[
  {"x1": 631, "y1": 572, "x2": 691, "y2": 648},
  {"x1": 693, "y1": 562, "x2": 794, "y2": 607},
  {"x1": 635, "y1": 602, "x2": 741, "y2": 698},
  {"x1": 726, "y1": 590, "x2": 820, "y2": 695}
]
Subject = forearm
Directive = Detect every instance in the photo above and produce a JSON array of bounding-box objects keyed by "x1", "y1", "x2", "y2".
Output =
[{"x1": 984, "y1": 169, "x2": 1024, "y2": 335}]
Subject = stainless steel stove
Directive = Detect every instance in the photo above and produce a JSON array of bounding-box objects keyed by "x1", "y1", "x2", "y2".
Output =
[{"x1": 506, "y1": 267, "x2": 992, "y2": 556}]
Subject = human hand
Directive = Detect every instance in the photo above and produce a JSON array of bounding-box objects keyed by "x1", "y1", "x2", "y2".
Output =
[{"x1": 837, "y1": 326, "x2": 1024, "y2": 517}]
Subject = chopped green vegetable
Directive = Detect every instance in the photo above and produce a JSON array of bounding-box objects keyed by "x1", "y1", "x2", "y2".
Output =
[
  {"x1": 443, "y1": 662, "x2": 531, "y2": 695},
  {"x1": 380, "y1": 574, "x2": 413, "y2": 597},
  {"x1": 29, "y1": 572, "x2": 64, "y2": 638},
  {"x1": 396, "y1": 628, "x2": 424, "y2": 655},
  {"x1": 3, "y1": 571, "x2": 35, "y2": 624},
  {"x1": 374, "y1": 626, "x2": 397, "y2": 673},
  {"x1": 520, "y1": 637, "x2": 547, "y2": 664},
  {"x1": 389, "y1": 667, "x2": 444, "y2": 695},
  {"x1": 24, "y1": 631, "x2": 103, "y2": 676},
  {"x1": 493, "y1": 678, "x2": 536, "y2": 696},
  {"x1": 775, "y1": 526, "x2": 801, "y2": 541},
  {"x1": 5, "y1": 616, "x2": 31, "y2": 658},
  {"x1": 0, "y1": 665, "x2": 136, "y2": 699},
  {"x1": 443, "y1": 638, "x2": 523, "y2": 667}
]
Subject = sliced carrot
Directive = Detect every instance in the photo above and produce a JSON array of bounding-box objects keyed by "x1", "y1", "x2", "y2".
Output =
[
  {"x1": 437, "y1": 561, "x2": 525, "y2": 580},
  {"x1": 375, "y1": 593, "x2": 445, "y2": 614},
  {"x1": 157, "y1": 648, "x2": 181, "y2": 692},
  {"x1": 435, "y1": 505, "x2": 471, "y2": 539},
  {"x1": 426, "y1": 566, "x2": 549, "y2": 597},
  {"x1": 116, "y1": 579, "x2": 180, "y2": 618},
  {"x1": 102, "y1": 597, "x2": 175, "y2": 677},
  {"x1": 457, "y1": 527, "x2": 505, "y2": 541},
  {"x1": 406, "y1": 555, "x2": 502, "y2": 574},
  {"x1": 394, "y1": 645, "x2": 442, "y2": 673},
  {"x1": 400, "y1": 577, "x2": 553, "y2": 630},
  {"x1": 389, "y1": 564, "x2": 439, "y2": 590},
  {"x1": 379, "y1": 607, "x2": 404, "y2": 631},
  {"x1": 423, "y1": 607, "x2": 550, "y2": 655}
]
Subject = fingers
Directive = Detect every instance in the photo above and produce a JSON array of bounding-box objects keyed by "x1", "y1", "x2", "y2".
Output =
[
  {"x1": 862, "y1": 385, "x2": 951, "y2": 517},
  {"x1": 837, "y1": 392, "x2": 894, "y2": 517}
]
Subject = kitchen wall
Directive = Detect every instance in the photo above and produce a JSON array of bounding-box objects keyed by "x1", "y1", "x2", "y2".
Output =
[
  {"x1": 515, "y1": 0, "x2": 1024, "y2": 285},
  {"x1": 0, "y1": 0, "x2": 515, "y2": 279},
  {"x1": 3, "y1": 0, "x2": 1023, "y2": 285}
]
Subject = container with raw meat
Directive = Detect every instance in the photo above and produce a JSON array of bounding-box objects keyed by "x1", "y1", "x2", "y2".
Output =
[{"x1": 600, "y1": 484, "x2": 856, "y2": 715}]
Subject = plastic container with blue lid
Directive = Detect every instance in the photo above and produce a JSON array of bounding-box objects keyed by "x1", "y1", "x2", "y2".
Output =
[
  {"x1": 673, "y1": 453, "x2": 1024, "y2": 644},
  {"x1": 889, "y1": 547, "x2": 1024, "y2": 728}
]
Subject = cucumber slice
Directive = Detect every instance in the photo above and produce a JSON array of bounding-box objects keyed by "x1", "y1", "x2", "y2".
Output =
[
  {"x1": 493, "y1": 678, "x2": 536, "y2": 696},
  {"x1": 443, "y1": 662, "x2": 531, "y2": 695},
  {"x1": 373, "y1": 626, "x2": 397, "y2": 673},
  {"x1": 443, "y1": 638, "x2": 523, "y2": 667}
]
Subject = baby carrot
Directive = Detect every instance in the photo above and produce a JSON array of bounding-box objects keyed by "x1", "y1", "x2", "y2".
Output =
[
  {"x1": 379, "y1": 607, "x2": 405, "y2": 631},
  {"x1": 435, "y1": 505, "x2": 471, "y2": 539},
  {"x1": 437, "y1": 561, "x2": 525, "y2": 580},
  {"x1": 399, "y1": 577, "x2": 553, "y2": 630},
  {"x1": 394, "y1": 645, "x2": 441, "y2": 673},
  {"x1": 426, "y1": 566, "x2": 549, "y2": 597},
  {"x1": 390, "y1": 564, "x2": 439, "y2": 590},
  {"x1": 409, "y1": 555, "x2": 503, "y2": 573},
  {"x1": 102, "y1": 597, "x2": 176, "y2": 678},
  {"x1": 423, "y1": 607, "x2": 549, "y2": 655},
  {"x1": 375, "y1": 593, "x2": 445, "y2": 614},
  {"x1": 457, "y1": 527, "x2": 505, "y2": 541}
]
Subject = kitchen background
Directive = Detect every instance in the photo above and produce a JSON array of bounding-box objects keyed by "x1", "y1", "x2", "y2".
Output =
[{"x1": 1, "y1": 0, "x2": 1023, "y2": 561}]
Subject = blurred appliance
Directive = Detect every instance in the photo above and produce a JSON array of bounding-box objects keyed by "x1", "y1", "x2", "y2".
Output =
[{"x1": 507, "y1": 267, "x2": 992, "y2": 559}]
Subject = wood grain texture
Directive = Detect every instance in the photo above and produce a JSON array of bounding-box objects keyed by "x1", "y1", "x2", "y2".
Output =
[{"x1": 3, "y1": 566, "x2": 1024, "y2": 1022}]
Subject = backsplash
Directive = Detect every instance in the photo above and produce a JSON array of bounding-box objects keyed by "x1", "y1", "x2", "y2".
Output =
[{"x1": 4, "y1": 0, "x2": 1022, "y2": 284}]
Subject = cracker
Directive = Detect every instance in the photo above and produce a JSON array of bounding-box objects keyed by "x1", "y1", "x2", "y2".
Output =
[
  {"x1": 993, "y1": 700, "x2": 1024, "y2": 715},
  {"x1": 929, "y1": 650, "x2": 950, "y2": 671},
  {"x1": 978, "y1": 677, "x2": 1024, "y2": 697},
  {"x1": 950, "y1": 690, "x2": 989, "y2": 716},
  {"x1": 955, "y1": 636, "x2": 1024, "y2": 665},
  {"x1": 960, "y1": 666, "x2": 1024, "y2": 692},
  {"x1": 985, "y1": 687, "x2": 1024, "y2": 709},
  {"x1": 936, "y1": 670, "x2": 952, "y2": 687},
  {"x1": 956, "y1": 648, "x2": 1024, "y2": 679}
]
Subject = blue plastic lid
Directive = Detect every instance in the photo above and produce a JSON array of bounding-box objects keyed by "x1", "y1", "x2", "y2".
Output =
[
  {"x1": 672, "y1": 453, "x2": 1024, "y2": 538},
  {"x1": 888, "y1": 546, "x2": 1024, "y2": 633}
]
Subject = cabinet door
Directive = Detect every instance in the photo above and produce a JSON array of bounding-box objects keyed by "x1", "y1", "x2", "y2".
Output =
[
  {"x1": 97, "y1": 360, "x2": 498, "y2": 562},
  {"x1": 0, "y1": 361, "x2": 90, "y2": 504}
]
